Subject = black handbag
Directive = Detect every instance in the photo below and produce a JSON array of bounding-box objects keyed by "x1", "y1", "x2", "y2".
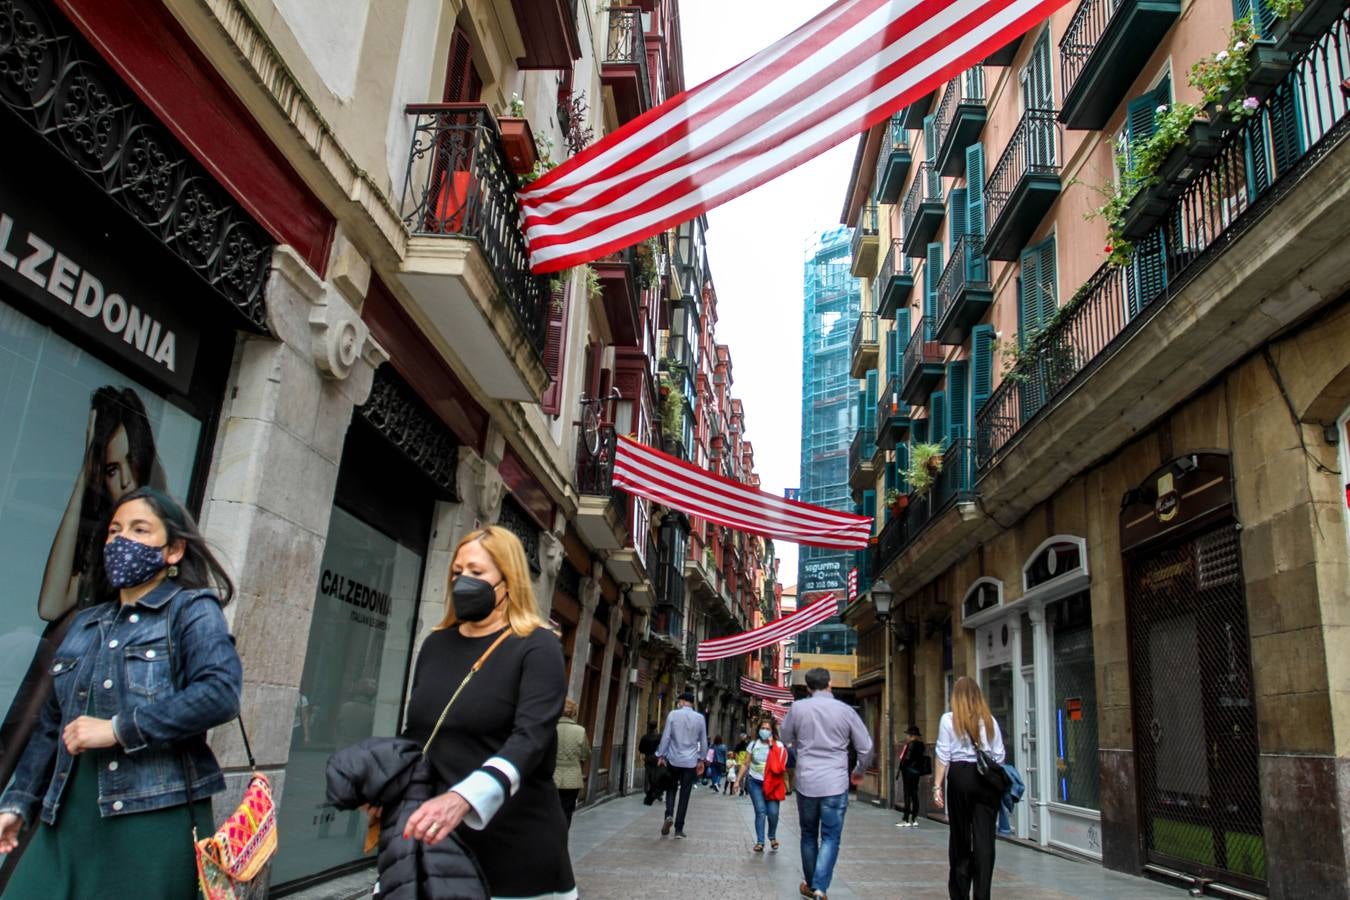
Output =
[{"x1": 975, "y1": 746, "x2": 1012, "y2": 795}]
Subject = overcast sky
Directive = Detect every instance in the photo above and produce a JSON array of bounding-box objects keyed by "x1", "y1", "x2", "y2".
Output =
[{"x1": 679, "y1": 1, "x2": 853, "y2": 588}]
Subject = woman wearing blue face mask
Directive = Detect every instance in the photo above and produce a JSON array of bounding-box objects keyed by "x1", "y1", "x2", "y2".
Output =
[
  {"x1": 0, "y1": 487, "x2": 241, "y2": 899},
  {"x1": 397, "y1": 526, "x2": 576, "y2": 900},
  {"x1": 737, "y1": 715, "x2": 788, "y2": 853}
]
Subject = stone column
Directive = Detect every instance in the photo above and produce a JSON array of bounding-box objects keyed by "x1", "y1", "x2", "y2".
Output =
[
  {"x1": 585, "y1": 604, "x2": 625, "y2": 800},
  {"x1": 534, "y1": 529, "x2": 566, "y2": 623},
  {"x1": 565, "y1": 571, "x2": 600, "y2": 704},
  {"x1": 198, "y1": 243, "x2": 385, "y2": 812}
]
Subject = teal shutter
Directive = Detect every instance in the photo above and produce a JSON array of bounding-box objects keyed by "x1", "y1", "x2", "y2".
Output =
[
  {"x1": 930, "y1": 390, "x2": 946, "y2": 448},
  {"x1": 895, "y1": 308, "x2": 911, "y2": 374},
  {"x1": 912, "y1": 418, "x2": 928, "y2": 444},
  {"x1": 1035, "y1": 236, "x2": 1058, "y2": 326},
  {"x1": 923, "y1": 113, "x2": 937, "y2": 161},
  {"x1": 947, "y1": 360, "x2": 969, "y2": 442},
  {"x1": 949, "y1": 188, "x2": 969, "y2": 245},
  {"x1": 1019, "y1": 242, "x2": 1044, "y2": 337},
  {"x1": 1234, "y1": 0, "x2": 1277, "y2": 36},
  {"x1": 1268, "y1": 85, "x2": 1304, "y2": 175},
  {"x1": 863, "y1": 488, "x2": 877, "y2": 525},
  {"x1": 966, "y1": 143, "x2": 985, "y2": 239},
  {"x1": 1125, "y1": 77, "x2": 1172, "y2": 167},
  {"x1": 895, "y1": 442, "x2": 910, "y2": 492},
  {"x1": 864, "y1": 370, "x2": 878, "y2": 435},
  {"x1": 925, "y1": 242, "x2": 944, "y2": 327},
  {"x1": 971, "y1": 324, "x2": 995, "y2": 415}
]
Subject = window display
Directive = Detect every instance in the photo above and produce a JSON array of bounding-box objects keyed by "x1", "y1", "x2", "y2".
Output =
[{"x1": 1051, "y1": 593, "x2": 1100, "y2": 811}]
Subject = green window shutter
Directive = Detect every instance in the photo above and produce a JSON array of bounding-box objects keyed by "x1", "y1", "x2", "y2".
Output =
[
  {"x1": 895, "y1": 442, "x2": 910, "y2": 492},
  {"x1": 930, "y1": 390, "x2": 946, "y2": 448},
  {"x1": 1231, "y1": 0, "x2": 1253, "y2": 23},
  {"x1": 912, "y1": 418, "x2": 928, "y2": 444},
  {"x1": 923, "y1": 113, "x2": 937, "y2": 161},
  {"x1": 925, "y1": 242, "x2": 944, "y2": 325},
  {"x1": 1234, "y1": 0, "x2": 1277, "y2": 37},
  {"x1": 966, "y1": 143, "x2": 985, "y2": 239},
  {"x1": 885, "y1": 459, "x2": 897, "y2": 492},
  {"x1": 947, "y1": 360, "x2": 969, "y2": 442},
  {"x1": 1019, "y1": 242, "x2": 1043, "y2": 338},
  {"x1": 1035, "y1": 235, "x2": 1058, "y2": 327},
  {"x1": 1125, "y1": 77, "x2": 1172, "y2": 166},
  {"x1": 864, "y1": 370, "x2": 878, "y2": 433},
  {"x1": 971, "y1": 324, "x2": 995, "y2": 414},
  {"x1": 863, "y1": 488, "x2": 876, "y2": 524},
  {"x1": 856, "y1": 388, "x2": 867, "y2": 430},
  {"x1": 1268, "y1": 86, "x2": 1304, "y2": 175},
  {"x1": 948, "y1": 188, "x2": 968, "y2": 245},
  {"x1": 895, "y1": 308, "x2": 911, "y2": 374}
]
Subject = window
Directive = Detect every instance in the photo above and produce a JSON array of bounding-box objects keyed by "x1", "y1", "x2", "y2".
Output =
[
  {"x1": 443, "y1": 25, "x2": 482, "y2": 102},
  {"x1": 1018, "y1": 235, "x2": 1058, "y2": 340},
  {"x1": 1050, "y1": 593, "x2": 1100, "y2": 810},
  {"x1": 1021, "y1": 28, "x2": 1054, "y2": 112},
  {"x1": 971, "y1": 324, "x2": 995, "y2": 414},
  {"x1": 946, "y1": 360, "x2": 969, "y2": 443}
]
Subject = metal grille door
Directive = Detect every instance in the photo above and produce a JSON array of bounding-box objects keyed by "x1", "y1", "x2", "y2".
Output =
[{"x1": 1127, "y1": 523, "x2": 1265, "y2": 889}]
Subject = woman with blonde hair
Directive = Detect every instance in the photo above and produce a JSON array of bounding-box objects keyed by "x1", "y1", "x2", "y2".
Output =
[
  {"x1": 932, "y1": 676, "x2": 1005, "y2": 900},
  {"x1": 398, "y1": 526, "x2": 576, "y2": 899}
]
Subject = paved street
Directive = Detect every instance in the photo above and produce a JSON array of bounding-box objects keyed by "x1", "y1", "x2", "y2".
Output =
[{"x1": 568, "y1": 787, "x2": 1186, "y2": 899}]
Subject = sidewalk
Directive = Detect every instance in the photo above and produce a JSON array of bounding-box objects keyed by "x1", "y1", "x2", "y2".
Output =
[{"x1": 569, "y1": 785, "x2": 1187, "y2": 899}]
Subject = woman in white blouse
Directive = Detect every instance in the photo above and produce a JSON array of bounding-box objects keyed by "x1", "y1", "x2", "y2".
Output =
[{"x1": 932, "y1": 676, "x2": 1006, "y2": 900}]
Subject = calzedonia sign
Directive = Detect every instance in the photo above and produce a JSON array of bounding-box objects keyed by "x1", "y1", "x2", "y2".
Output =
[{"x1": 0, "y1": 182, "x2": 201, "y2": 394}]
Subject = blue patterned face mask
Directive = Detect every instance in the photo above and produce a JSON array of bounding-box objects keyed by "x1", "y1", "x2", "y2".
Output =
[{"x1": 103, "y1": 535, "x2": 169, "y2": 589}]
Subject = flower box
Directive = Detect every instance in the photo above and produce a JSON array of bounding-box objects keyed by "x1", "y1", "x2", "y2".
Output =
[
  {"x1": 1243, "y1": 43, "x2": 1294, "y2": 93},
  {"x1": 1271, "y1": 0, "x2": 1345, "y2": 54},
  {"x1": 496, "y1": 116, "x2": 537, "y2": 175},
  {"x1": 1120, "y1": 184, "x2": 1174, "y2": 240},
  {"x1": 1185, "y1": 118, "x2": 1225, "y2": 161},
  {"x1": 1155, "y1": 143, "x2": 1194, "y2": 197}
]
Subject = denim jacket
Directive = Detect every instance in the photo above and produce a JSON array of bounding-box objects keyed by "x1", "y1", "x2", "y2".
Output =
[{"x1": 0, "y1": 580, "x2": 242, "y2": 826}]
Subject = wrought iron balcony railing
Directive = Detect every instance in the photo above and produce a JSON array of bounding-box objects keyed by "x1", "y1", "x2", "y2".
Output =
[
  {"x1": 401, "y1": 103, "x2": 548, "y2": 356},
  {"x1": 877, "y1": 238, "x2": 915, "y2": 318},
  {"x1": 985, "y1": 109, "x2": 1061, "y2": 260},
  {"x1": 875, "y1": 439, "x2": 978, "y2": 571},
  {"x1": 1058, "y1": 0, "x2": 1181, "y2": 129},
  {"x1": 875, "y1": 116, "x2": 913, "y2": 204},
  {"x1": 602, "y1": 7, "x2": 652, "y2": 118},
  {"x1": 933, "y1": 235, "x2": 992, "y2": 345},
  {"x1": 850, "y1": 311, "x2": 879, "y2": 376},
  {"x1": 901, "y1": 315, "x2": 944, "y2": 402},
  {"x1": 931, "y1": 69, "x2": 987, "y2": 175},
  {"x1": 850, "y1": 200, "x2": 880, "y2": 274},
  {"x1": 876, "y1": 373, "x2": 910, "y2": 446},
  {"x1": 575, "y1": 422, "x2": 618, "y2": 496},
  {"x1": 901, "y1": 162, "x2": 944, "y2": 255},
  {"x1": 978, "y1": 10, "x2": 1349, "y2": 471}
]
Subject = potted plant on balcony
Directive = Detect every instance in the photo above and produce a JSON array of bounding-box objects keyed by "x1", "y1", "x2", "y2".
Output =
[
  {"x1": 635, "y1": 237, "x2": 661, "y2": 289},
  {"x1": 1191, "y1": 20, "x2": 1292, "y2": 130},
  {"x1": 1268, "y1": 0, "x2": 1344, "y2": 54},
  {"x1": 497, "y1": 94, "x2": 538, "y2": 175},
  {"x1": 884, "y1": 487, "x2": 909, "y2": 514},
  {"x1": 904, "y1": 442, "x2": 944, "y2": 493}
]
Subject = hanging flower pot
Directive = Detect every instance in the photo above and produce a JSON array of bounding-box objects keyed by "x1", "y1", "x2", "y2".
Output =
[
  {"x1": 1270, "y1": 0, "x2": 1345, "y2": 55},
  {"x1": 1119, "y1": 185, "x2": 1173, "y2": 241},
  {"x1": 1185, "y1": 117, "x2": 1225, "y2": 161},
  {"x1": 496, "y1": 116, "x2": 537, "y2": 175}
]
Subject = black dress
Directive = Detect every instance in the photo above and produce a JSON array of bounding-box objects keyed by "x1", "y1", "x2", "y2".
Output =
[{"x1": 404, "y1": 626, "x2": 575, "y2": 899}]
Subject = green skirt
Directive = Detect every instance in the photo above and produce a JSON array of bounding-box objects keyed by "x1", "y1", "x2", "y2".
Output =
[{"x1": 6, "y1": 756, "x2": 211, "y2": 899}]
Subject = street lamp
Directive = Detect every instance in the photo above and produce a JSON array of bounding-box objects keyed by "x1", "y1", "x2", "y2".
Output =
[{"x1": 870, "y1": 579, "x2": 895, "y2": 812}]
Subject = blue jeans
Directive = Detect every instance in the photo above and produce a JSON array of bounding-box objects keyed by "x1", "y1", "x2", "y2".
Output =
[
  {"x1": 746, "y1": 777, "x2": 780, "y2": 843},
  {"x1": 998, "y1": 792, "x2": 1014, "y2": 835},
  {"x1": 796, "y1": 791, "x2": 848, "y2": 892}
]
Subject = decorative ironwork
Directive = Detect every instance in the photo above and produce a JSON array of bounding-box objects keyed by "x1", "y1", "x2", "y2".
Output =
[
  {"x1": 358, "y1": 366, "x2": 460, "y2": 500},
  {"x1": 497, "y1": 496, "x2": 542, "y2": 574},
  {"x1": 576, "y1": 421, "x2": 618, "y2": 496},
  {"x1": 849, "y1": 199, "x2": 878, "y2": 264},
  {"x1": 0, "y1": 0, "x2": 273, "y2": 329},
  {"x1": 931, "y1": 69, "x2": 986, "y2": 166},
  {"x1": 933, "y1": 235, "x2": 990, "y2": 339},
  {"x1": 850, "y1": 311, "x2": 877, "y2": 362},
  {"x1": 400, "y1": 103, "x2": 549, "y2": 357},
  {"x1": 901, "y1": 315, "x2": 942, "y2": 397},
  {"x1": 901, "y1": 161, "x2": 944, "y2": 253},
  {"x1": 557, "y1": 558, "x2": 582, "y2": 599},
  {"x1": 875, "y1": 439, "x2": 978, "y2": 571},
  {"x1": 985, "y1": 108, "x2": 1058, "y2": 240},
  {"x1": 977, "y1": 10, "x2": 1350, "y2": 472}
]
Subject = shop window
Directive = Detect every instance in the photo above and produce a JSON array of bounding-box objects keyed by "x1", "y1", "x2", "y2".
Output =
[
  {"x1": 1050, "y1": 592, "x2": 1100, "y2": 811},
  {"x1": 0, "y1": 313, "x2": 203, "y2": 786}
]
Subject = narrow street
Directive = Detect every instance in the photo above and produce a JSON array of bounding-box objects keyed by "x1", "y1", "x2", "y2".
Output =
[{"x1": 568, "y1": 788, "x2": 1184, "y2": 899}]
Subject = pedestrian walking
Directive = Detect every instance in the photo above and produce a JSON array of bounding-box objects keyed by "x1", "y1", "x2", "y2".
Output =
[
  {"x1": 399, "y1": 526, "x2": 576, "y2": 899},
  {"x1": 737, "y1": 716, "x2": 788, "y2": 853},
  {"x1": 895, "y1": 724, "x2": 930, "y2": 827},
  {"x1": 656, "y1": 690, "x2": 707, "y2": 838},
  {"x1": 554, "y1": 697, "x2": 588, "y2": 828},
  {"x1": 781, "y1": 667, "x2": 874, "y2": 900},
  {"x1": 0, "y1": 487, "x2": 243, "y2": 899},
  {"x1": 709, "y1": 734, "x2": 729, "y2": 791},
  {"x1": 638, "y1": 720, "x2": 663, "y2": 804},
  {"x1": 932, "y1": 676, "x2": 1006, "y2": 900}
]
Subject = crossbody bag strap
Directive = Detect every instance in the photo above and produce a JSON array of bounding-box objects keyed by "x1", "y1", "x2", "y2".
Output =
[
  {"x1": 421, "y1": 629, "x2": 513, "y2": 756},
  {"x1": 163, "y1": 588, "x2": 207, "y2": 841}
]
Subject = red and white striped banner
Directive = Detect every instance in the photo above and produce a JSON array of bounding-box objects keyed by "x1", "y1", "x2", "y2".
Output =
[
  {"x1": 763, "y1": 701, "x2": 791, "y2": 723},
  {"x1": 739, "y1": 676, "x2": 795, "y2": 702},
  {"x1": 613, "y1": 436, "x2": 871, "y2": 549},
  {"x1": 519, "y1": 0, "x2": 1074, "y2": 273},
  {"x1": 848, "y1": 567, "x2": 858, "y2": 605},
  {"x1": 697, "y1": 593, "x2": 839, "y2": 662}
]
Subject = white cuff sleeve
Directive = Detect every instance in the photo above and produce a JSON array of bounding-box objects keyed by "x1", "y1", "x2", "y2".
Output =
[
  {"x1": 450, "y1": 770, "x2": 507, "y2": 830},
  {"x1": 484, "y1": 756, "x2": 521, "y2": 796}
]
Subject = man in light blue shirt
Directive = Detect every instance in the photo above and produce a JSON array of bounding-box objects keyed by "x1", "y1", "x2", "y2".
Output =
[
  {"x1": 656, "y1": 691, "x2": 707, "y2": 838},
  {"x1": 780, "y1": 668, "x2": 874, "y2": 900}
]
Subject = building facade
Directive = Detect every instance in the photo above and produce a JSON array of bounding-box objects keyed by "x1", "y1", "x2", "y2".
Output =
[
  {"x1": 839, "y1": 2, "x2": 1349, "y2": 897},
  {"x1": 0, "y1": 0, "x2": 772, "y2": 893}
]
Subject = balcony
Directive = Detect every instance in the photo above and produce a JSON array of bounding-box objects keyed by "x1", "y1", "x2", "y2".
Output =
[
  {"x1": 933, "y1": 236, "x2": 993, "y2": 345},
  {"x1": 982, "y1": 32, "x2": 1025, "y2": 66},
  {"x1": 875, "y1": 117, "x2": 913, "y2": 204},
  {"x1": 899, "y1": 89, "x2": 936, "y2": 129},
  {"x1": 876, "y1": 239, "x2": 915, "y2": 318},
  {"x1": 984, "y1": 109, "x2": 1062, "y2": 261},
  {"x1": 512, "y1": 0, "x2": 582, "y2": 70},
  {"x1": 932, "y1": 70, "x2": 987, "y2": 176},
  {"x1": 874, "y1": 439, "x2": 978, "y2": 574},
  {"x1": 1059, "y1": 0, "x2": 1182, "y2": 130},
  {"x1": 900, "y1": 316, "x2": 945, "y2": 404},
  {"x1": 573, "y1": 423, "x2": 629, "y2": 551},
  {"x1": 850, "y1": 201, "x2": 880, "y2": 276},
  {"x1": 876, "y1": 373, "x2": 910, "y2": 450},
  {"x1": 902, "y1": 162, "x2": 944, "y2": 256},
  {"x1": 591, "y1": 245, "x2": 641, "y2": 346},
  {"x1": 848, "y1": 428, "x2": 877, "y2": 496},
  {"x1": 850, "y1": 312, "x2": 879, "y2": 378},
  {"x1": 398, "y1": 104, "x2": 549, "y2": 402},
  {"x1": 601, "y1": 7, "x2": 652, "y2": 124}
]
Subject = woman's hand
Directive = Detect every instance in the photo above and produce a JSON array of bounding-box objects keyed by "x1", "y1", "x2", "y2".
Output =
[
  {"x1": 0, "y1": 812, "x2": 23, "y2": 853},
  {"x1": 403, "y1": 790, "x2": 471, "y2": 845},
  {"x1": 932, "y1": 785, "x2": 945, "y2": 810},
  {"x1": 63, "y1": 716, "x2": 117, "y2": 754}
]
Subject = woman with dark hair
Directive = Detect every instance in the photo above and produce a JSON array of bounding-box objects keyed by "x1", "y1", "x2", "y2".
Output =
[
  {"x1": 933, "y1": 676, "x2": 1006, "y2": 900},
  {"x1": 0, "y1": 487, "x2": 242, "y2": 899},
  {"x1": 737, "y1": 715, "x2": 788, "y2": 853}
]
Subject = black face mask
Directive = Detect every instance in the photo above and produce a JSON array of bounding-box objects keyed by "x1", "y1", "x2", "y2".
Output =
[{"x1": 452, "y1": 575, "x2": 504, "y2": 623}]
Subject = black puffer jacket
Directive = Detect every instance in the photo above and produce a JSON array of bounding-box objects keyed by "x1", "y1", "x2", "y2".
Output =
[{"x1": 326, "y1": 737, "x2": 489, "y2": 900}]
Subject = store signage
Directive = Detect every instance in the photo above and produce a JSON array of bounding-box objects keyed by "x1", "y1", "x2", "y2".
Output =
[
  {"x1": 0, "y1": 184, "x2": 200, "y2": 394},
  {"x1": 1120, "y1": 453, "x2": 1234, "y2": 553},
  {"x1": 320, "y1": 567, "x2": 391, "y2": 632},
  {"x1": 802, "y1": 557, "x2": 845, "y2": 592},
  {"x1": 978, "y1": 621, "x2": 1013, "y2": 668}
]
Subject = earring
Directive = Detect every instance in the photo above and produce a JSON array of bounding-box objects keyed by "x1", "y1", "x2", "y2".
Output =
[{"x1": 166, "y1": 564, "x2": 180, "y2": 578}]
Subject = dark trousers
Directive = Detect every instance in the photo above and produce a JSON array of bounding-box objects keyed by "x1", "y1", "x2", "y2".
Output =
[
  {"x1": 558, "y1": 788, "x2": 580, "y2": 828},
  {"x1": 946, "y1": 762, "x2": 1000, "y2": 900},
  {"x1": 663, "y1": 765, "x2": 698, "y2": 830},
  {"x1": 902, "y1": 772, "x2": 921, "y2": 822},
  {"x1": 643, "y1": 761, "x2": 662, "y2": 803}
]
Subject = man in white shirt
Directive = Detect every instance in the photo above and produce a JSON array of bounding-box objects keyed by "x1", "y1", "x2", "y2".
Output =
[{"x1": 656, "y1": 691, "x2": 707, "y2": 839}]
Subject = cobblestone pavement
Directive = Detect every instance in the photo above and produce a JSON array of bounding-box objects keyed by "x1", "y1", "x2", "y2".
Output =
[{"x1": 568, "y1": 786, "x2": 1187, "y2": 899}]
